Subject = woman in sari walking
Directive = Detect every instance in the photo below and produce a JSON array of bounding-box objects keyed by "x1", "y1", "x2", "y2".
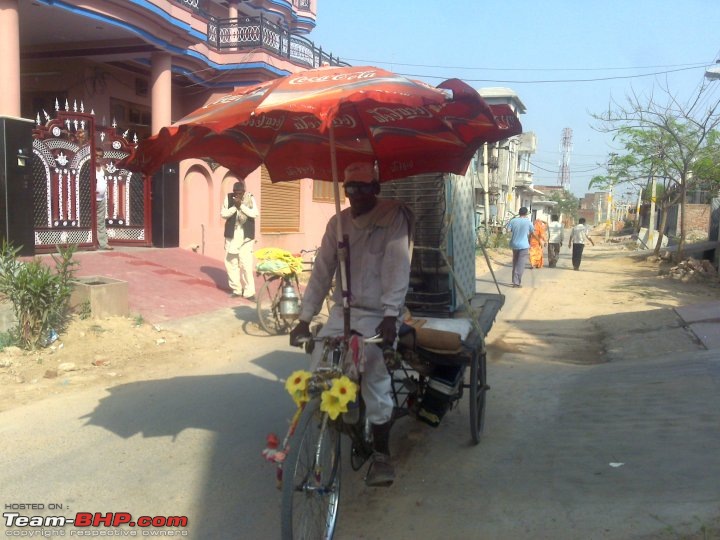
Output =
[{"x1": 529, "y1": 218, "x2": 547, "y2": 269}]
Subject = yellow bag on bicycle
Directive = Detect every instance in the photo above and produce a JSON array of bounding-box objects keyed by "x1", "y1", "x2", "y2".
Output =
[{"x1": 255, "y1": 247, "x2": 303, "y2": 275}]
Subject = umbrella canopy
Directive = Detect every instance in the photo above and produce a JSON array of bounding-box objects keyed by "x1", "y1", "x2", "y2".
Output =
[{"x1": 127, "y1": 65, "x2": 522, "y2": 182}]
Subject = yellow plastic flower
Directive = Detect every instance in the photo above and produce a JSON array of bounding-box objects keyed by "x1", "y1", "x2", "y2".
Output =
[
  {"x1": 285, "y1": 370, "x2": 311, "y2": 406},
  {"x1": 329, "y1": 376, "x2": 358, "y2": 407},
  {"x1": 320, "y1": 390, "x2": 346, "y2": 420},
  {"x1": 320, "y1": 376, "x2": 358, "y2": 420}
]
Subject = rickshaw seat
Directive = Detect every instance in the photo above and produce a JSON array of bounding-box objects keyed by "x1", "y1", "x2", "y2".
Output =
[{"x1": 398, "y1": 320, "x2": 464, "y2": 356}]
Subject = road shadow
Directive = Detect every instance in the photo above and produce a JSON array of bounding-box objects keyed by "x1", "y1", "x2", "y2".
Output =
[
  {"x1": 496, "y1": 303, "x2": 705, "y2": 366},
  {"x1": 80, "y1": 349, "x2": 304, "y2": 538},
  {"x1": 199, "y1": 265, "x2": 230, "y2": 289}
]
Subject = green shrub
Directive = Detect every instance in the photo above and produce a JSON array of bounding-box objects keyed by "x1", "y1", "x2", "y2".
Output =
[
  {"x1": 477, "y1": 228, "x2": 509, "y2": 249},
  {"x1": 78, "y1": 300, "x2": 92, "y2": 320},
  {"x1": 0, "y1": 331, "x2": 16, "y2": 350},
  {"x1": 0, "y1": 242, "x2": 78, "y2": 349}
]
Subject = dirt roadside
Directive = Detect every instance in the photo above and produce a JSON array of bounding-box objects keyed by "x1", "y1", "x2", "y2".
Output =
[
  {"x1": 483, "y1": 241, "x2": 720, "y2": 368},
  {"x1": 0, "y1": 237, "x2": 718, "y2": 415}
]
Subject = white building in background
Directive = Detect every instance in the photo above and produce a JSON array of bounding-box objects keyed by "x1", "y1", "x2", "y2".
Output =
[{"x1": 475, "y1": 88, "x2": 536, "y2": 227}]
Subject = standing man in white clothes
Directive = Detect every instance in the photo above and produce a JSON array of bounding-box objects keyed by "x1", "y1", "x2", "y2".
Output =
[
  {"x1": 547, "y1": 214, "x2": 564, "y2": 268},
  {"x1": 95, "y1": 148, "x2": 113, "y2": 251},
  {"x1": 568, "y1": 217, "x2": 595, "y2": 271},
  {"x1": 221, "y1": 180, "x2": 258, "y2": 300}
]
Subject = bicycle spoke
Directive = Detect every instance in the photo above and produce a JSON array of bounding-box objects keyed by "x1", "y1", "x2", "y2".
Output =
[
  {"x1": 257, "y1": 277, "x2": 292, "y2": 334},
  {"x1": 282, "y1": 399, "x2": 341, "y2": 539}
]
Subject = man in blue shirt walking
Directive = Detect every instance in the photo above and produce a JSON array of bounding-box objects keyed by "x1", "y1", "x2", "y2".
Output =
[{"x1": 506, "y1": 207, "x2": 534, "y2": 288}]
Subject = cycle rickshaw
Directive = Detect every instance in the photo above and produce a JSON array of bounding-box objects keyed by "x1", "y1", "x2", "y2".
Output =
[{"x1": 264, "y1": 173, "x2": 506, "y2": 539}]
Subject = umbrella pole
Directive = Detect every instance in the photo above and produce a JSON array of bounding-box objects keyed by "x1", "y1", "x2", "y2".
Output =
[{"x1": 329, "y1": 125, "x2": 351, "y2": 337}]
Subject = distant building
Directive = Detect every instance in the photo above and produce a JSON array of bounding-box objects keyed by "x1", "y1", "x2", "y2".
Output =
[{"x1": 475, "y1": 88, "x2": 532, "y2": 226}]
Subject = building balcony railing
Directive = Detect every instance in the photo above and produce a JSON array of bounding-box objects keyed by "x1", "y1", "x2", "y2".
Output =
[
  {"x1": 208, "y1": 16, "x2": 347, "y2": 68},
  {"x1": 173, "y1": 1, "x2": 345, "y2": 68},
  {"x1": 178, "y1": 0, "x2": 311, "y2": 11},
  {"x1": 515, "y1": 170, "x2": 533, "y2": 186}
]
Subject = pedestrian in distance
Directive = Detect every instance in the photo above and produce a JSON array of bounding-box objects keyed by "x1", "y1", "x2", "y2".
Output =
[
  {"x1": 529, "y1": 218, "x2": 547, "y2": 269},
  {"x1": 94, "y1": 148, "x2": 113, "y2": 251},
  {"x1": 505, "y1": 206, "x2": 534, "y2": 288},
  {"x1": 568, "y1": 217, "x2": 595, "y2": 270},
  {"x1": 547, "y1": 214, "x2": 564, "y2": 268},
  {"x1": 221, "y1": 179, "x2": 259, "y2": 300},
  {"x1": 289, "y1": 161, "x2": 414, "y2": 488}
]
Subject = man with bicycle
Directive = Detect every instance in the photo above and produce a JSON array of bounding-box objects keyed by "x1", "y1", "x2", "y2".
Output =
[{"x1": 290, "y1": 161, "x2": 413, "y2": 487}]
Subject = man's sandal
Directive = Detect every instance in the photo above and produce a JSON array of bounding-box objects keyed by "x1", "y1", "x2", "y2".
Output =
[{"x1": 365, "y1": 452, "x2": 395, "y2": 487}]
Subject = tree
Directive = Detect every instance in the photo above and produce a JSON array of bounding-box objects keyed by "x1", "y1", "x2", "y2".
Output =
[
  {"x1": 692, "y1": 129, "x2": 720, "y2": 189},
  {"x1": 592, "y1": 80, "x2": 720, "y2": 259},
  {"x1": 547, "y1": 190, "x2": 579, "y2": 221},
  {"x1": 589, "y1": 129, "x2": 681, "y2": 252}
]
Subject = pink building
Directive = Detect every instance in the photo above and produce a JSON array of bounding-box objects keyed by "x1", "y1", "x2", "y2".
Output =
[{"x1": 0, "y1": 0, "x2": 343, "y2": 260}]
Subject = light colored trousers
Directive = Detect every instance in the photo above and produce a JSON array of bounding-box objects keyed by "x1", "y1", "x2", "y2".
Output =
[
  {"x1": 225, "y1": 240, "x2": 255, "y2": 296},
  {"x1": 310, "y1": 305, "x2": 394, "y2": 425},
  {"x1": 96, "y1": 197, "x2": 109, "y2": 248}
]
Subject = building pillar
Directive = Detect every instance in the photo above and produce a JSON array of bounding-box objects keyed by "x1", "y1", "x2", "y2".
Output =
[
  {"x1": 228, "y1": 0, "x2": 239, "y2": 51},
  {"x1": 150, "y1": 52, "x2": 172, "y2": 135},
  {"x1": 0, "y1": 0, "x2": 21, "y2": 117}
]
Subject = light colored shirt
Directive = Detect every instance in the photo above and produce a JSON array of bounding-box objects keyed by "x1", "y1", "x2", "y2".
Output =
[
  {"x1": 569, "y1": 224, "x2": 591, "y2": 245},
  {"x1": 95, "y1": 168, "x2": 107, "y2": 202},
  {"x1": 547, "y1": 221, "x2": 564, "y2": 244},
  {"x1": 506, "y1": 216, "x2": 534, "y2": 250},
  {"x1": 299, "y1": 199, "x2": 412, "y2": 323},
  {"x1": 221, "y1": 193, "x2": 259, "y2": 253}
]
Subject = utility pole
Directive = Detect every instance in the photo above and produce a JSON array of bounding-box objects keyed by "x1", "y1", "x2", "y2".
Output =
[
  {"x1": 482, "y1": 143, "x2": 490, "y2": 229},
  {"x1": 648, "y1": 176, "x2": 657, "y2": 242},
  {"x1": 605, "y1": 187, "x2": 613, "y2": 242},
  {"x1": 605, "y1": 153, "x2": 617, "y2": 242},
  {"x1": 634, "y1": 184, "x2": 642, "y2": 234}
]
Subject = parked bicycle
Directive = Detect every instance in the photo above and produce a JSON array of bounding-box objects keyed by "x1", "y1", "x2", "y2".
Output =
[{"x1": 255, "y1": 248, "x2": 334, "y2": 335}]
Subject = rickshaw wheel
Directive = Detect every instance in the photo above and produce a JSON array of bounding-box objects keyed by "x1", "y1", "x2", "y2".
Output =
[
  {"x1": 469, "y1": 348, "x2": 487, "y2": 444},
  {"x1": 281, "y1": 398, "x2": 341, "y2": 540}
]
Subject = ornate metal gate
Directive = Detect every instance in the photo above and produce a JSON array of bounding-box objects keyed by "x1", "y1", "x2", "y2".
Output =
[{"x1": 31, "y1": 100, "x2": 150, "y2": 252}]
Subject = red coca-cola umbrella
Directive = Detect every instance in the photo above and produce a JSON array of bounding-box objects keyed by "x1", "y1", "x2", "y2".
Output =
[{"x1": 128, "y1": 65, "x2": 521, "y2": 183}]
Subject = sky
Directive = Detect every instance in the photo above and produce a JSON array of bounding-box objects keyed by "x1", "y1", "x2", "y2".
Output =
[{"x1": 309, "y1": 0, "x2": 720, "y2": 198}]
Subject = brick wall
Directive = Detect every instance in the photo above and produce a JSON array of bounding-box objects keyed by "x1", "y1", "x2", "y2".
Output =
[{"x1": 685, "y1": 204, "x2": 711, "y2": 232}]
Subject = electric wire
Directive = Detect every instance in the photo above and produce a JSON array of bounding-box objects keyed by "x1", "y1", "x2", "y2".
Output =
[
  {"x1": 395, "y1": 65, "x2": 707, "y2": 84},
  {"x1": 344, "y1": 58, "x2": 711, "y2": 73}
]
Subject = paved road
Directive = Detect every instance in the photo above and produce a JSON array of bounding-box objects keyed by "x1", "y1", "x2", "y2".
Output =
[
  {"x1": 1, "y1": 247, "x2": 719, "y2": 539},
  {"x1": 0, "y1": 332, "x2": 304, "y2": 538}
]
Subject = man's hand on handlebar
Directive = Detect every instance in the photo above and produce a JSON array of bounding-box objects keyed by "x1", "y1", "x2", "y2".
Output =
[
  {"x1": 290, "y1": 320, "x2": 312, "y2": 347},
  {"x1": 376, "y1": 316, "x2": 397, "y2": 348}
]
